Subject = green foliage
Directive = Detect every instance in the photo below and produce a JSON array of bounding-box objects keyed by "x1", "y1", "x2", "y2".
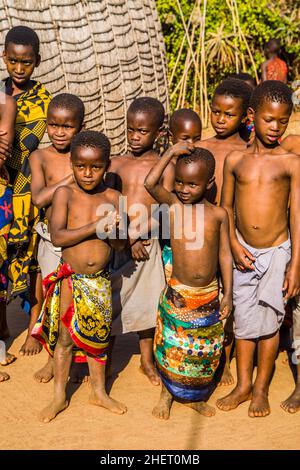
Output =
[{"x1": 156, "y1": 0, "x2": 300, "y2": 115}]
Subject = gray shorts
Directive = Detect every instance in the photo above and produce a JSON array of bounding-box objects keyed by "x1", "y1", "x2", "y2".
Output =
[{"x1": 233, "y1": 237, "x2": 291, "y2": 340}]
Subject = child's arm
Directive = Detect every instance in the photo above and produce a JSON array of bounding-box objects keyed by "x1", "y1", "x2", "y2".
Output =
[
  {"x1": 218, "y1": 209, "x2": 233, "y2": 320},
  {"x1": 105, "y1": 191, "x2": 127, "y2": 252},
  {"x1": 51, "y1": 186, "x2": 100, "y2": 247},
  {"x1": 221, "y1": 153, "x2": 255, "y2": 271},
  {"x1": 144, "y1": 142, "x2": 193, "y2": 204},
  {"x1": 30, "y1": 150, "x2": 73, "y2": 209},
  {"x1": 283, "y1": 157, "x2": 300, "y2": 300},
  {"x1": 0, "y1": 93, "x2": 17, "y2": 163}
]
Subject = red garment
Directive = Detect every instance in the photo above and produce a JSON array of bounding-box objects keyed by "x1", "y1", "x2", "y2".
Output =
[{"x1": 266, "y1": 57, "x2": 288, "y2": 82}]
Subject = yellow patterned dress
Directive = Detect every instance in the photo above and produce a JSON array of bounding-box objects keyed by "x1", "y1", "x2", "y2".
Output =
[
  {"x1": 4, "y1": 79, "x2": 51, "y2": 302},
  {"x1": 32, "y1": 263, "x2": 112, "y2": 363},
  {"x1": 0, "y1": 168, "x2": 13, "y2": 301}
]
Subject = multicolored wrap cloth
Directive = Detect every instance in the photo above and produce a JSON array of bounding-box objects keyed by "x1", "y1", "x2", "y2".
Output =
[
  {"x1": 161, "y1": 244, "x2": 173, "y2": 282},
  {"x1": 3, "y1": 79, "x2": 52, "y2": 304},
  {"x1": 0, "y1": 168, "x2": 13, "y2": 301},
  {"x1": 154, "y1": 277, "x2": 224, "y2": 402},
  {"x1": 32, "y1": 262, "x2": 112, "y2": 363}
]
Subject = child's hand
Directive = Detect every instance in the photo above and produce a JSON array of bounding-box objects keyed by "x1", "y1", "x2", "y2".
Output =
[
  {"x1": 131, "y1": 240, "x2": 150, "y2": 261},
  {"x1": 0, "y1": 130, "x2": 11, "y2": 161},
  {"x1": 103, "y1": 211, "x2": 120, "y2": 235},
  {"x1": 169, "y1": 141, "x2": 194, "y2": 159},
  {"x1": 219, "y1": 295, "x2": 232, "y2": 320},
  {"x1": 231, "y1": 239, "x2": 255, "y2": 271},
  {"x1": 282, "y1": 264, "x2": 300, "y2": 301}
]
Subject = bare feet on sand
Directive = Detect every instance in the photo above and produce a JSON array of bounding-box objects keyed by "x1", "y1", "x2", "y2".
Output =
[
  {"x1": 89, "y1": 390, "x2": 127, "y2": 415},
  {"x1": 216, "y1": 386, "x2": 252, "y2": 411},
  {"x1": 152, "y1": 393, "x2": 173, "y2": 420},
  {"x1": 34, "y1": 359, "x2": 54, "y2": 383},
  {"x1": 39, "y1": 399, "x2": 68, "y2": 423},
  {"x1": 19, "y1": 334, "x2": 42, "y2": 356},
  {"x1": 248, "y1": 391, "x2": 270, "y2": 418},
  {"x1": 0, "y1": 371, "x2": 10, "y2": 382},
  {"x1": 218, "y1": 364, "x2": 235, "y2": 387},
  {"x1": 0, "y1": 352, "x2": 16, "y2": 366},
  {"x1": 185, "y1": 401, "x2": 216, "y2": 417},
  {"x1": 281, "y1": 386, "x2": 300, "y2": 414},
  {"x1": 139, "y1": 361, "x2": 161, "y2": 386}
]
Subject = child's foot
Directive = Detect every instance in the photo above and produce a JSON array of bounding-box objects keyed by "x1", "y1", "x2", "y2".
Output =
[
  {"x1": 0, "y1": 371, "x2": 9, "y2": 382},
  {"x1": 152, "y1": 394, "x2": 173, "y2": 420},
  {"x1": 70, "y1": 373, "x2": 90, "y2": 384},
  {"x1": 248, "y1": 392, "x2": 270, "y2": 418},
  {"x1": 19, "y1": 334, "x2": 42, "y2": 356},
  {"x1": 0, "y1": 352, "x2": 16, "y2": 366},
  {"x1": 218, "y1": 364, "x2": 235, "y2": 387},
  {"x1": 280, "y1": 386, "x2": 300, "y2": 414},
  {"x1": 70, "y1": 363, "x2": 90, "y2": 383},
  {"x1": 139, "y1": 361, "x2": 161, "y2": 386},
  {"x1": 39, "y1": 399, "x2": 68, "y2": 423},
  {"x1": 34, "y1": 360, "x2": 54, "y2": 383},
  {"x1": 89, "y1": 390, "x2": 127, "y2": 414},
  {"x1": 216, "y1": 386, "x2": 252, "y2": 411},
  {"x1": 186, "y1": 401, "x2": 216, "y2": 417}
]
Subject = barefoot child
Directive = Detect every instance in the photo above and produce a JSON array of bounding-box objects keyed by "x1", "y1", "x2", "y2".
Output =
[
  {"x1": 2, "y1": 26, "x2": 52, "y2": 356},
  {"x1": 106, "y1": 97, "x2": 174, "y2": 386},
  {"x1": 280, "y1": 134, "x2": 300, "y2": 414},
  {"x1": 218, "y1": 81, "x2": 300, "y2": 418},
  {"x1": 196, "y1": 78, "x2": 252, "y2": 386},
  {"x1": 32, "y1": 130, "x2": 127, "y2": 422},
  {"x1": 162, "y1": 108, "x2": 202, "y2": 280},
  {"x1": 0, "y1": 92, "x2": 16, "y2": 381},
  {"x1": 30, "y1": 93, "x2": 84, "y2": 383},
  {"x1": 145, "y1": 144, "x2": 233, "y2": 419}
]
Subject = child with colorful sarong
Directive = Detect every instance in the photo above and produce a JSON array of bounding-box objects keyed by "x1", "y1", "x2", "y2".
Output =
[
  {"x1": 218, "y1": 81, "x2": 300, "y2": 418},
  {"x1": 261, "y1": 39, "x2": 288, "y2": 83},
  {"x1": 280, "y1": 134, "x2": 300, "y2": 414},
  {"x1": 161, "y1": 109, "x2": 202, "y2": 281},
  {"x1": 0, "y1": 91, "x2": 16, "y2": 382},
  {"x1": 2, "y1": 26, "x2": 52, "y2": 356},
  {"x1": 106, "y1": 97, "x2": 174, "y2": 386},
  {"x1": 30, "y1": 93, "x2": 84, "y2": 384},
  {"x1": 32, "y1": 131, "x2": 127, "y2": 422},
  {"x1": 145, "y1": 144, "x2": 233, "y2": 419},
  {"x1": 195, "y1": 78, "x2": 253, "y2": 387}
]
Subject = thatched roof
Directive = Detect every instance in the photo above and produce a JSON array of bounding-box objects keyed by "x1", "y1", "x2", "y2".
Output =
[{"x1": 0, "y1": 0, "x2": 169, "y2": 155}]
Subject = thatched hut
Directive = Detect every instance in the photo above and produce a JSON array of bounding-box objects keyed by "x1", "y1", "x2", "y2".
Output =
[{"x1": 0, "y1": 0, "x2": 169, "y2": 155}]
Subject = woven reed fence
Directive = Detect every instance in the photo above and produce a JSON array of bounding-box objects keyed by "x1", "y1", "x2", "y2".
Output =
[{"x1": 0, "y1": 0, "x2": 169, "y2": 155}]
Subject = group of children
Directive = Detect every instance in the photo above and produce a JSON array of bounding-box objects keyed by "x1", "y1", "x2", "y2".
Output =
[{"x1": 0, "y1": 26, "x2": 300, "y2": 424}]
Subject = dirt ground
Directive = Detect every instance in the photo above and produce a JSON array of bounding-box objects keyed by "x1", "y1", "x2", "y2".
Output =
[
  {"x1": 1, "y1": 114, "x2": 300, "y2": 451},
  {"x1": 1, "y1": 298, "x2": 300, "y2": 451}
]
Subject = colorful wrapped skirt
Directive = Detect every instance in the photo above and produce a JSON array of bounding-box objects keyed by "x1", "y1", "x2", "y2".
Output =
[
  {"x1": 32, "y1": 262, "x2": 112, "y2": 363},
  {"x1": 154, "y1": 277, "x2": 224, "y2": 401}
]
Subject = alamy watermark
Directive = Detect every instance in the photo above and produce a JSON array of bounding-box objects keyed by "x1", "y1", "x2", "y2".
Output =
[{"x1": 95, "y1": 195, "x2": 204, "y2": 251}]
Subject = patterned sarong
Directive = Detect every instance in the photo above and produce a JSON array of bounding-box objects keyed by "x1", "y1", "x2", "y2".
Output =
[
  {"x1": 32, "y1": 263, "x2": 112, "y2": 363},
  {"x1": 0, "y1": 168, "x2": 13, "y2": 301},
  {"x1": 154, "y1": 277, "x2": 224, "y2": 401},
  {"x1": 4, "y1": 80, "x2": 52, "y2": 300}
]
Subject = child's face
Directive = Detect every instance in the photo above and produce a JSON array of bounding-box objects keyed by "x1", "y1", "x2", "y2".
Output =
[
  {"x1": 211, "y1": 94, "x2": 244, "y2": 138},
  {"x1": 248, "y1": 100, "x2": 291, "y2": 146},
  {"x1": 71, "y1": 147, "x2": 108, "y2": 192},
  {"x1": 174, "y1": 160, "x2": 211, "y2": 204},
  {"x1": 171, "y1": 119, "x2": 202, "y2": 144},
  {"x1": 47, "y1": 107, "x2": 82, "y2": 152},
  {"x1": 127, "y1": 111, "x2": 160, "y2": 155},
  {"x1": 3, "y1": 43, "x2": 40, "y2": 87}
]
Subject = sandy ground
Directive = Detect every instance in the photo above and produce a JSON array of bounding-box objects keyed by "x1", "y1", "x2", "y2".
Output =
[
  {"x1": 1, "y1": 115, "x2": 300, "y2": 451},
  {"x1": 1, "y1": 299, "x2": 300, "y2": 451}
]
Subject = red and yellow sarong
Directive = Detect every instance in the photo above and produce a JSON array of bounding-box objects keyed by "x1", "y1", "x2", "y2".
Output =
[{"x1": 32, "y1": 263, "x2": 112, "y2": 363}]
